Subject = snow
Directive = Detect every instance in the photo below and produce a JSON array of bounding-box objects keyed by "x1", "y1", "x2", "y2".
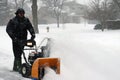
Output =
[{"x1": 1, "y1": 23, "x2": 120, "y2": 80}]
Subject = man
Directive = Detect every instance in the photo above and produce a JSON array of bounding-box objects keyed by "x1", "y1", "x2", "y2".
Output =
[{"x1": 6, "y1": 8, "x2": 35, "y2": 72}]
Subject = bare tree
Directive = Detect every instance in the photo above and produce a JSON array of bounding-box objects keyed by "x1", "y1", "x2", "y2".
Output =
[
  {"x1": 32, "y1": 0, "x2": 39, "y2": 33},
  {"x1": 0, "y1": 0, "x2": 10, "y2": 25},
  {"x1": 89, "y1": 0, "x2": 101, "y2": 22},
  {"x1": 21, "y1": 0, "x2": 25, "y2": 8},
  {"x1": 87, "y1": 0, "x2": 117, "y2": 31},
  {"x1": 113, "y1": 0, "x2": 120, "y2": 8},
  {"x1": 100, "y1": 0, "x2": 109, "y2": 31},
  {"x1": 41, "y1": 0, "x2": 65, "y2": 28},
  {"x1": 14, "y1": 0, "x2": 26, "y2": 9},
  {"x1": 14, "y1": 0, "x2": 18, "y2": 9}
]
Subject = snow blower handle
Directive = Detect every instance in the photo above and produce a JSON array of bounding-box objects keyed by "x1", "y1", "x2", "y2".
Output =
[
  {"x1": 16, "y1": 39, "x2": 36, "y2": 48},
  {"x1": 25, "y1": 39, "x2": 36, "y2": 47}
]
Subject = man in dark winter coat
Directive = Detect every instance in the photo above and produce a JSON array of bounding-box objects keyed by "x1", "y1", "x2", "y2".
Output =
[{"x1": 6, "y1": 8, "x2": 35, "y2": 72}]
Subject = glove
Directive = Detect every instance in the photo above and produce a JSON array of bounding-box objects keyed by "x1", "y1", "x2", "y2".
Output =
[{"x1": 31, "y1": 34, "x2": 35, "y2": 40}]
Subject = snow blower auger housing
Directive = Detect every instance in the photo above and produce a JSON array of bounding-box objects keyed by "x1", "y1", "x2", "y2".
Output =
[
  {"x1": 20, "y1": 38, "x2": 60, "y2": 80},
  {"x1": 31, "y1": 58, "x2": 60, "y2": 79}
]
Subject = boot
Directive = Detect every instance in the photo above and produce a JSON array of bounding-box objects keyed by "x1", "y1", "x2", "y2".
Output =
[
  {"x1": 13, "y1": 60, "x2": 18, "y2": 71},
  {"x1": 13, "y1": 59, "x2": 21, "y2": 72},
  {"x1": 17, "y1": 60, "x2": 22, "y2": 73}
]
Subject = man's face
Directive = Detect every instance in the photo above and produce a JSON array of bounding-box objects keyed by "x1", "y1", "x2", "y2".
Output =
[{"x1": 18, "y1": 12, "x2": 24, "y2": 18}]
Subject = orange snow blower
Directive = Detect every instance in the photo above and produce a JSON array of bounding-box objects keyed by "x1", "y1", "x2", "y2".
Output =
[
  {"x1": 20, "y1": 38, "x2": 60, "y2": 80},
  {"x1": 31, "y1": 58, "x2": 60, "y2": 79}
]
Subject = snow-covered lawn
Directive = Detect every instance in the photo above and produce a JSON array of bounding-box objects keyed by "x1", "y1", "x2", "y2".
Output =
[{"x1": 0, "y1": 23, "x2": 120, "y2": 80}]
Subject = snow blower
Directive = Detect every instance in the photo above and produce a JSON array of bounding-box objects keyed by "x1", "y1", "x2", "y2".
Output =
[{"x1": 20, "y1": 38, "x2": 60, "y2": 80}]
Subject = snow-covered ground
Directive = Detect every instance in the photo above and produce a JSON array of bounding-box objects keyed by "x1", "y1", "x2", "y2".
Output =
[{"x1": 1, "y1": 23, "x2": 120, "y2": 80}]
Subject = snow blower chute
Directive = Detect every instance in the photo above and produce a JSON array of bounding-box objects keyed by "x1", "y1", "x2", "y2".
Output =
[{"x1": 20, "y1": 38, "x2": 60, "y2": 80}]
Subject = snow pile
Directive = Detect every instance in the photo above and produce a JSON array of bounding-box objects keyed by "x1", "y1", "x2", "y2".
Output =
[{"x1": 43, "y1": 67, "x2": 63, "y2": 80}]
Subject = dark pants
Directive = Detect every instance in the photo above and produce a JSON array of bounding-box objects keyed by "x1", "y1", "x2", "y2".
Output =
[{"x1": 12, "y1": 41, "x2": 24, "y2": 71}]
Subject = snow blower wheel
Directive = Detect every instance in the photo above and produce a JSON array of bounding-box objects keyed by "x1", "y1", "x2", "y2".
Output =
[{"x1": 21, "y1": 63, "x2": 31, "y2": 78}]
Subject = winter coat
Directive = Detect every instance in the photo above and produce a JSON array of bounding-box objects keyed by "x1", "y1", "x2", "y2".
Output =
[{"x1": 6, "y1": 16, "x2": 35, "y2": 41}]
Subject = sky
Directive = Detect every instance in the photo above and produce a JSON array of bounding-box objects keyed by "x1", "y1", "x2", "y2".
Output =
[
  {"x1": 66, "y1": 0, "x2": 91, "y2": 5},
  {"x1": 1, "y1": 23, "x2": 120, "y2": 80},
  {"x1": 76, "y1": 0, "x2": 90, "y2": 4}
]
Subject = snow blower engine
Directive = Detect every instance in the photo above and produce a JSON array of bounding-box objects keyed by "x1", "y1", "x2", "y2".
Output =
[{"x1": 20, "y1": 38, "x2": 60, "y2": 80}]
